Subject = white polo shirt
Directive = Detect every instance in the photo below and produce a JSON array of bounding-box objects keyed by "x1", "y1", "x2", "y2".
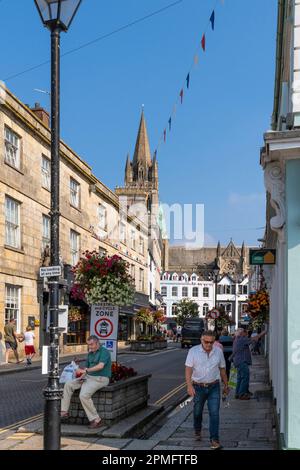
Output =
[{"x1": 185, "y1": 345, "x2": 226, "y2": 383}]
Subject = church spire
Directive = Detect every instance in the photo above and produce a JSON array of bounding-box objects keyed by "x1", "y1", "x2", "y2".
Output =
[
  {"x1": 132, "y1": 109, "x2": 152, "y2": 171},
  {"x1": 125, "y1": 153, "x2": 132, "y2": 184}
]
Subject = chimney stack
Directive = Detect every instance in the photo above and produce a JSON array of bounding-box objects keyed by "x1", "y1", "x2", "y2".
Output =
[{"x1": 31, "y1": 102, "x2": 50, "y2": 128}]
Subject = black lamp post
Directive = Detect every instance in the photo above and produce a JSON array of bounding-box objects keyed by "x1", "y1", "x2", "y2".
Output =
[
  {"x1": 211, "y1": 259, "x2": 220, "y2": 332},
  {"x1": 34, "y1": 0, "x2": 82, "y2": 451}
]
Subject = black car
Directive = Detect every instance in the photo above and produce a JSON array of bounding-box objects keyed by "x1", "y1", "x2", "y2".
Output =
[{"x1": 181, "y1": 318, "x2": 205, "y2": 348}]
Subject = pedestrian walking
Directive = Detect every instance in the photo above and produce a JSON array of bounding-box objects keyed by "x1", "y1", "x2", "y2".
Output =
[
  {"x1": 61, "y1": 335, "x2": 111, "y2": 428},
  {"x1": 19, "y1": 326, "x2": 36, "y2": 366},
  {"x1": 4, "y1": 317, "x2": 22, "y2": 364},
  {"x1": 230, "y1": 328, "x2": 267, "y2": 400},
  {"x1": 176, "y1": 325, "x2": 182, "y2": 342},
  {"x1": 185, "y1": 330, "x2": 229, "y2": 450}
]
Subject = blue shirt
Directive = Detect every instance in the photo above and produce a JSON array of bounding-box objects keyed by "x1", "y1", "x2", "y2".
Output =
[{"x1": 232, "y1": 337, "x2": 252, "y2": 367}]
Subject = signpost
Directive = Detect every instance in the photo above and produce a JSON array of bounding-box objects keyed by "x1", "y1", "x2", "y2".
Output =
[
  {"x1": 90, "y1": 303, "x2": 119, "y2": 362},
  {"x1": 249, "y1": 249, "x2": 276, "y2": 265},
  {"x1": 40, "y1": 266, "x2": 62, "y2": 278}
]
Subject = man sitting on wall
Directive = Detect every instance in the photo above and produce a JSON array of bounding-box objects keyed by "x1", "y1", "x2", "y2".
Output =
[{"x1": 61, "y1": 335, "x2": 111, "y2": 428}]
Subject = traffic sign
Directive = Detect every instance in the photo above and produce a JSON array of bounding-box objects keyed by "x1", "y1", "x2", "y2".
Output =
[
  {"x1": 40, "y1": 266, "x2": 62, "y2": 277},
  {"x1": 210, "y1": 308, "x2": 220, "y2": 319},
  {"x1": 249, "y1": 249, "x2": 276, "y2": 265}
]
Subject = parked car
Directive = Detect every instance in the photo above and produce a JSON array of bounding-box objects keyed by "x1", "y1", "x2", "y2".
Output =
[{"x1": 181, "y1": 318, "x2": 205, "y2": 348}]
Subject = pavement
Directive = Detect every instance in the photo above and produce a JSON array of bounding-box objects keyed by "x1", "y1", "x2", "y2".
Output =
[{"x1": 0, "y1": 354, "x2": 277, "y2": 450}]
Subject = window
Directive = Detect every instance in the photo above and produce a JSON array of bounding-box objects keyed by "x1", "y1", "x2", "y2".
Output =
[
  {"x1": 99, "y1": 247, "x2": 107, "y2": 257},
  {"x1": 139, "y1": 236, "x2": 144, "y2": 255},
  {"x1": 182, "y1": 286, "x2": 188, "y2": 297},
  {"x1": 192, "y1": 287, "x2": 199, "y2": 298},
  {"x1": 42, "y1": 215, "x2": 50, "y2": 251},
  {"x1": 239, "y1": 285, "x2": 248, "y2": 295},
  {"x1": 131, "y1": 229, "x2": 135, "y2": 250},
  {"x1": 120, "y1": 221, "x2": 126, "y2": 243},
  {"x1": 172, "y1": 303, "x2": 177, "y2": 316},
  {"x1": 5, "y1": 127, "x2": 20, "y2": 169},
  {"x1": 172, "y1": 274, "x2": 178, "y2": 281},
  {"x1": 161, "y1": 286, "x2": 167, "y2": 297},
  {"x1": 203, "y1": 303, "x2": 209, "y2": 316},
  {"x1": 129, "y1": 264, "x2": 135, "y2": 279},
  {"x1": 217, "y1": 285, "x2": 223, "y2": 295},
  {"x1": 70, "y1": 178, "x2": 80, "y2": 208},
  {"x1": 41, "y1": 155, "x2": 50, "y2": 190},
  {"x1": 231, "y1": 284, "x2": 236, "y2": 295},
  {"x1": 139, "y1": 268, "x2": 144, "y2": 292},
  {"x1": 172, "y1": 286, "x2": 178, "y2": 297},
  {"x1": 225, "y1": 285, "x2": 231, "y2": 295},
  {"x1": 98, "y1": 204, "x2": 106, "y2": 230},
  {"x1": 203, "y1": 287, "x2": 209, "y2": 298},
  {"x1": 70, "y1": 230, "x2": 80, "y2": 266},
  {"x1": 5, "y1": 285, "x2": 21, "y2": 331},
  {"x1": 5, "y1": 196, "x2": 20, "y2": 248}
]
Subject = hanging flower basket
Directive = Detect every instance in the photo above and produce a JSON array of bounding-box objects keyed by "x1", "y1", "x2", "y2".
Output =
[
  {"x1": 136, "y1": 308, "x2": 154, "y2": 325},
  {"x1": 71, "y1": 251, "x2": 135, "y2": 306},
  {"x1": 247, "y1": 289, "x2": 269, "y2": 329},
  {"x1": 68, "y1": 306, "x2": 84, "y2": 322},
  {"x1": 206, "y1": 307, "x2": 233, "y2": 329}
]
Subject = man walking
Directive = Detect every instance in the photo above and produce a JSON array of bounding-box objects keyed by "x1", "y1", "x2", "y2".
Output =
[
  {"x1": 185, "y1": 330, "x2": 229, "y2": 450},
  {"x1": 4, "y1": 317, "x2": 21, "y2": 364},
  {"x1": 61, "y1": 335, "x2": 111, "y2": 428},
  {"x1": 232, "y1": 328, "x2": 267, "y2": 400}
]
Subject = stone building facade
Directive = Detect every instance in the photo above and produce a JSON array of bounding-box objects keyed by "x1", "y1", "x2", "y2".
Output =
[{"x1": 0, "y1": 88, "x2": 150, "y2": 356}]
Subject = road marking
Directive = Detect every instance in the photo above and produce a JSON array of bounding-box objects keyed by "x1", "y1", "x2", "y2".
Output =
[
  {"x1": 7, "y1": 432, "x2": 34, "y2": 440},
  {"x1": 0, "y1": 413, "x2": 43, "y2": 434},
  {"x1": 154, "y1": 382, "x2": 186, "y2": 406}
]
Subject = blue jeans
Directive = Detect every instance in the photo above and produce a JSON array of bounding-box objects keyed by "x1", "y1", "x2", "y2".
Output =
[
  {"x1": 236, "y1": 362, "x2": 250, "y2": 397},
  {"x1": 193, "y1": 382, "x2": 220, "y2": 441}
]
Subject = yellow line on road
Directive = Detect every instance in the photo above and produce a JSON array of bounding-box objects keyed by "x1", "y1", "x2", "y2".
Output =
[
  {"x1": 155, "y1": 382, "x2": 187, "y2": 406},
  {"x1": 0, "y1": 413, "x2": 43, "y2": 434}
]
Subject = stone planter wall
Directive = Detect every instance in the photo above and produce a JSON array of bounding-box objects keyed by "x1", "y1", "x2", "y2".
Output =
[
  {"x1": 68, "y1": 374, "x2": 151, "y2": 426},
  {"x1": 130, "y1": 341, "x2": 155, "y2": 352},
  {"x1": 154, "y1": 340, "x2": 167, "y2": 350}
]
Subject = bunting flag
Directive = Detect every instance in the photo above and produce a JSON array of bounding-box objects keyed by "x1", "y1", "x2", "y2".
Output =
[
  {"x1": 210, "y1": 10, "x2": 215, "y2": 30},
  {"x1": 155, "y1": 1, "x2": 223, "y2": 156},
  {"x1": 180, "y1": 88, "x2": 184, "y2": 104},
  {"x1": 186, "y1": 73, "x2": 190, "y2": 89}
]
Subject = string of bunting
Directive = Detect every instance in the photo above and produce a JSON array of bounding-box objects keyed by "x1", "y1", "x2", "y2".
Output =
[{"x1": 155, "y1": 0, "x2": 224, "y2": 156}]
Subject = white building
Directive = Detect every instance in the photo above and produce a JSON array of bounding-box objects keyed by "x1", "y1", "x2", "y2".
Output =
[{"x1": 160, "y1": 272, "x2": 249, "y2": 327}]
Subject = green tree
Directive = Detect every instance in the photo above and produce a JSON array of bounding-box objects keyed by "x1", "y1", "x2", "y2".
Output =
[{"x1": 176, "y1": 299, "x2": 199, "y2": 326}]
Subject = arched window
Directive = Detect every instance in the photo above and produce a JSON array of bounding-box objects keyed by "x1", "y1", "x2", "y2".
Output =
[
  {"x1": 203, "y1": 303, "x2": 209, "y2": 316},
  {"x1": 172, "y1": 273, "x2": 178, "y2": 281}
]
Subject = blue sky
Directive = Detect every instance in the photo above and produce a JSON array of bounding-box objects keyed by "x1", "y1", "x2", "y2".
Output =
[{"x1": 0, "y1": 0, "x2": 277, "y2": 247}]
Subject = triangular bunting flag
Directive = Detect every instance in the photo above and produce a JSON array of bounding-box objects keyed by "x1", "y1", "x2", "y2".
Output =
[
  {"x1": 180, "y1": 88, "x2": 184, "y2": 104},
  {"x1": 201, "y1": 34, "x2": 206, "y2": 52},
  {"x1": 210, "y1": 11, "x2": 215, "y2": 31},
  {"x1": 186, "y1": 73, "x2": 190, "y2": 89},
  {"x1": 168, "y1": 117, "x2": 172, "y2": 131}
]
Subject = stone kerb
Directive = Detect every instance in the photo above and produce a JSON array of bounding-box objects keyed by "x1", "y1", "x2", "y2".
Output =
[{"x1": 68, "y1": 374, "x2": 151, "y2": 426}]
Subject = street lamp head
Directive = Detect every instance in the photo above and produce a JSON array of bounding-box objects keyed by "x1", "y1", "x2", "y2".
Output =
[
  {"x1": 34, "y1": 0, "x2": 82, "y2": 32},
  {"x1": 212, "y1": 259, "x2": 220, "y2": 279}
]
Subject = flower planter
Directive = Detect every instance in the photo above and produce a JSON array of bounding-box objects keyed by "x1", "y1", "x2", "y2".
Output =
[
  {"x1": 130, "y1": 341, "x2": 155, "y2": 352},
  {"x1": 68, "y1": 374, "x2": 151, "y2": 426},
  {"x1": 154, "y1": 340, "x2": 167, "y2": 350}
]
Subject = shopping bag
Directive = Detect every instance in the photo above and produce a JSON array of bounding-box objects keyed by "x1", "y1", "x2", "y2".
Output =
[
  {"x1": 59, "y1": 361, "x2": 79, "y2": 384},
  {"x1": 228, "y1": 367, "x2": 237, "y2": 389}
]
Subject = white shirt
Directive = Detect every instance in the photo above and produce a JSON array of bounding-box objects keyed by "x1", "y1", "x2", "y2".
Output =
[
  {"x1": 24, "y1": 331, "x2": 35, "y2": 346},
  {"x1": 185, "y1": 345, "x2": 226, "y2": 383}
]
